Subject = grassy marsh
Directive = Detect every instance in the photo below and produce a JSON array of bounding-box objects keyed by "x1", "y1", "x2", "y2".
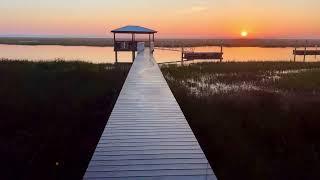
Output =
[
  {"x1": 162, "y1": 62, "x2": 320, "y2": 180},
  {"x1": 0, "y1": 60, "x2": 130, "y2": 179}
]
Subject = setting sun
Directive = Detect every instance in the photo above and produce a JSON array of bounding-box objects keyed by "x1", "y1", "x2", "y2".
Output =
[{"x1": 241, "y1": 31, "x2": 248, "y2": 37}]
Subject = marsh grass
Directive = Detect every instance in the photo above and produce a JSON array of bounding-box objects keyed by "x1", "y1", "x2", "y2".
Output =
[
  {"x1": 162, "y1": 62, "x2": 320, "y2": 180},
  {"x1": 275, "y1": 69, "x2": 320, "y2": 92},
  {"x1": 0, "y1": 60, "x2": 130, "y2": 179},
  {"x1": 162, "y1": 62, "x2": 320, "y2": 94},
  {"x1": 162, "y1": 62, "x2": 320, "y2": 78}
]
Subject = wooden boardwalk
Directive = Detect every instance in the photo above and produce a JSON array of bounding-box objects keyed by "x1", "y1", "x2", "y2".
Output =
[{"x1": 84, "y1": 48, "x2": 217, "y2": 180}]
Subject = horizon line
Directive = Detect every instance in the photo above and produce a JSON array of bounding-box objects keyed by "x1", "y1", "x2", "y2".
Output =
[{"x1": 0, "y1": 34, "x2": 320, "y2": 40}]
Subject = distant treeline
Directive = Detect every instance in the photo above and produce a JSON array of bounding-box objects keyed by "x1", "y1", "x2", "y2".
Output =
[{"x1": 0, "y1": 37, "x2": 320, "y2": 48}]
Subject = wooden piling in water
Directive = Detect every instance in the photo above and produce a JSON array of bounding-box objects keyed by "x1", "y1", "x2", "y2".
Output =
[
  {"x1": 220, "y1": 43, "x2": 223, "y2": 63},
  {"x1": 304, "y1": 40, "x2": 307, "y2": 62},
  {"x1": 181, "y1": 47, "x2": 184, "y2": 63},
  {"x1": 114, "y1": 33, "x2": 118, "y2": 63},
  {"x1": 293, "y1": 48, "x2": 296, "y2": 62},
  {"x1": 115, "y1": 51, "x2": 118, "y2": 63},
  {"x1": 316, "y1": 45, "x2": 318, "y2": 60}
]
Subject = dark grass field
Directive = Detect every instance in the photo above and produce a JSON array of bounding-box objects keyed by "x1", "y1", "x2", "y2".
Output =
[
  {"x1": 162, "y1": 62, "x2": 320, "y2": 180},
  {"x1": 0, "y1": 60, "x2": 130, "y2": 180}
]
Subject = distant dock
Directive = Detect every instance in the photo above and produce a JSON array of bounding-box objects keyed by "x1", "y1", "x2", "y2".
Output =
[
  {"x1": 293, "y1": 50, "x2": 320, "y2": 56},
  {"x1": 84, "y1": 48, "x2": 216, "y2": 179},
  {"x1": 293, "y1": 49, "x2": 320, "y2": 62},
  {"x1": 293, "y1": 41, "x2": 319, "y2": 62}
]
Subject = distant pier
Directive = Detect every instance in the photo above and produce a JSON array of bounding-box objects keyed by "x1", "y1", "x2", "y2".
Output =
[{"x1": 293, "y1": 41, "x2": 319, "y2": 62}]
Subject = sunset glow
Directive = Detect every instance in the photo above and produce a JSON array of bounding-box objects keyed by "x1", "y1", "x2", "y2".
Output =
[
  {"x1": 1, "y1": 0, "x2": 320, "y2": 38},
  {"x1": 241, "y1": 31, "x2": 248, "y2": 37}
]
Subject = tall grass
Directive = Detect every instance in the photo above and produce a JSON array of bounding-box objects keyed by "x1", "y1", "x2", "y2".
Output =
[
  {"x1": 0, "y1": 60, "x2": 130, "y2": 179},
  {"x1": 162, "y1": 62, "x2": 320, "y2": 78},
  {"x1": 162, "y1": 62, "x2": 320, "y2": 180}
]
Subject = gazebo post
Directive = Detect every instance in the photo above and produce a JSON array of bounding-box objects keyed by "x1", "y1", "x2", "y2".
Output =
[
  {"x1": 132, "y1": 33, "x2": 135, "y2": 62},
  {"x1": 149, "y1": 34, "x2": 151, "y2": 47},
  {"x1": 114, "y1": 33, "x2": 118, "y2": 63},
  {"x1": 152, "y1": 34, "x2": 155, "y2": 53}
]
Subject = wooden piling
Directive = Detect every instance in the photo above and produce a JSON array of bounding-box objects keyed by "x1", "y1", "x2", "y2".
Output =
[
  {"x1": 316, "y1": 45, "x2": 318, "y2": 60},
  {"x1": 220, "y1": 43, "x2": 223, "y2": 63},
  {"x1": 115, "y1": 51, "x2": 118, "y2": 63},
  {"x1": 294, "y1": 47, "x2": 297, "y2": 62},
  {"x1": 304, "y1": 40, "x2": 307, "y2": 62},
  {"x1": 181, "y1": 47, "x2": 184, "y2": 62},
  {"x1": 114, "y1": 33, "x2": 118, "y2": 63},
  {"x1": 132, "y1": 33, "x2": 135, "y2": 62}
]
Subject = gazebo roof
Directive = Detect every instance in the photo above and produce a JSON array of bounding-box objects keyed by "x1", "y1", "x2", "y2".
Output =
[{"x1": 111, "y1": 25, "x2": 157, "y2": 34}]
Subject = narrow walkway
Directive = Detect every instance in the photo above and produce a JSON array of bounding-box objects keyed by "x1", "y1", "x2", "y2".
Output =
[{"x1": 84, "y1": 48, "x2": 217, "y2": 179}]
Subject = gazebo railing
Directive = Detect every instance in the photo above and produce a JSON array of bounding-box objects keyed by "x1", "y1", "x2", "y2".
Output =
[{"x1": 114, "y1": 41, "x2": 138, "y2": 51}]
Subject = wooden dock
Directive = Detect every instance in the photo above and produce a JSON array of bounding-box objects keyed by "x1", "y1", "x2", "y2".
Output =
[
  {"x1": 84, "y1": 48, "x2": 216, "y2": 179},
  {"x1": 293, "y1": 44, "x2": 319, "y2": 61},
  {"x1": 293, "y1": 50, "x2": 320, "y2": 56}
]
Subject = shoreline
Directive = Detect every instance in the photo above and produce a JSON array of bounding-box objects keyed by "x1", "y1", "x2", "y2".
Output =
[{"x1": 1, "y1": 37, "x2": 320, "y2": 48}]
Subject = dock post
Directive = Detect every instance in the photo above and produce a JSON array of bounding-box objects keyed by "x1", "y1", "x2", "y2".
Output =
[
  {"x1": 304, "y1": 40, "x2": 307, "y2": 62},
  {"x1": 293, "y1": 40, "x2": 297, "y2": 62},
  {"x1": 132, "y1": 51, "x2": 135, "y2": 62},
  {"x1": 114, "y1": 33, "x2": 118, "y2": 63},
  {"x1": 294, "y1": 47, "x2": 297, "y2": 62},
  {"x1": 152, "y1": 34, "x2": 155, "y2": 53},
  {"x1": 316, "y1": 45, "x2": 318, "y2": 60},
  {"x1": 132, "y1": 33, "x2": 135, "y2": 62},
  {"x1": 181, "y1": 47, "x2": 184, "y2": 62},
  {"x1": 220, "y1": 43, "x2": 223, "y2": 63},
  {"x1": 115, "y1": 51, "x2": 118, "y2": 63}
]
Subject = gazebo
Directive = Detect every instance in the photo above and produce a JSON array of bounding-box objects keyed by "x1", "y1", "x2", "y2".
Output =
[{"x1": 111, "y1": 25, "x2": 157, "y2": 62}]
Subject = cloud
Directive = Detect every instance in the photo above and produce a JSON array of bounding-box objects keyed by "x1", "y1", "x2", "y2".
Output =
[
  {"x1": 177, "y1": 6, "x2": 208, "y2": 14},
  {"x1": 191, "y1": 6, "x2": 208, "y2": 12}
]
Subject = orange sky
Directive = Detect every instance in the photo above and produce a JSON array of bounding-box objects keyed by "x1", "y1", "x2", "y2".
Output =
[{"x1": 0, "y1": 0, "x2": 319, "y2": 38}]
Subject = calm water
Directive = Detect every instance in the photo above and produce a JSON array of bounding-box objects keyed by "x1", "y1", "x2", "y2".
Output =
[{"x1": 0, "y1": 44, "x2": 318, "y2": 63}]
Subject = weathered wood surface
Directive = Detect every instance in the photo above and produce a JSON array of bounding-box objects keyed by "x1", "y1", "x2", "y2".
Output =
[{"x1": 84, "y1": 48, "x2": 216, "y2": 180}]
